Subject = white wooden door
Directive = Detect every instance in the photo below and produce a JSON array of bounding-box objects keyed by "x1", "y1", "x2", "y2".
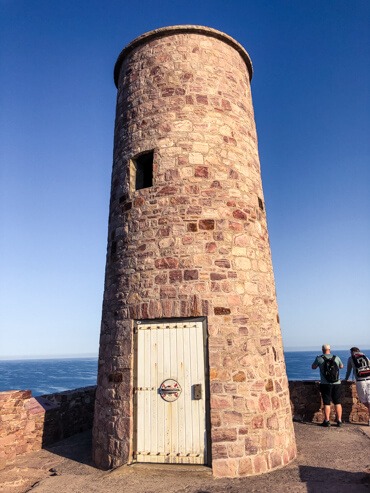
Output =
[{"x1": 134, "y1": 320, "x2": 207, "y2": 464}]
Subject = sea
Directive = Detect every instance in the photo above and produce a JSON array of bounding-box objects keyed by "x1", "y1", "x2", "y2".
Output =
[{"x1": 0, "y1": 349, "x2": 368, "y2": 397}]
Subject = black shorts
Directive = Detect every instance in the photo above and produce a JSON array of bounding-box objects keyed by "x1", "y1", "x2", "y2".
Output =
[{"x1": 319, "y1": 383, "x2": 342, "y2": 405}]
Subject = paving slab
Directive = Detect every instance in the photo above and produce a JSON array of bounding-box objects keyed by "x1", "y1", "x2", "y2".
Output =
[{"x1": 0, "y1": 422, "x2": 369, "y2": 493}]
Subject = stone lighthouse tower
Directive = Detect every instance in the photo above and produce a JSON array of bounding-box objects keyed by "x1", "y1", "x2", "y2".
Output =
[{"x1": 93, "y1": 25, "x2": 296, "y2": 477}]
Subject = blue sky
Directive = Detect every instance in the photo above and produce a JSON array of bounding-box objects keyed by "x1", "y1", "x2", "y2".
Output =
[{"x1": 0, "y1": 0, "x2": 369, "y2": 357}]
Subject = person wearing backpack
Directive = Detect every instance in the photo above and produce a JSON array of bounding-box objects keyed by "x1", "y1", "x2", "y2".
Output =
[
  {"x1": 311, "y1": 344, "x2": 344, "y2": 427},
  {"x1": 344, "y1": 347, "x2": 370, "y2": 426}
]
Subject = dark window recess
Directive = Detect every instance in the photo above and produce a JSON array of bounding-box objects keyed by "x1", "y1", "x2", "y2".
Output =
[
  {"x1": 135, "y1": 151, "x2": 153, "y2": 190},
  {"x1": 111, "y1": 241, "x2": 117, "y2": 257},
  {"x1": 258, "y1": 197, "x2": 264, "y2": 211},
  {"x1": 108, "y1": 372, "x2": 123, "y2": 383}
]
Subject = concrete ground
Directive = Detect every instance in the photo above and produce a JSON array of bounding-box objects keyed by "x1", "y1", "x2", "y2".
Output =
[{"x1": 1, "y1": 422, "x2": 369, "y2": 493}]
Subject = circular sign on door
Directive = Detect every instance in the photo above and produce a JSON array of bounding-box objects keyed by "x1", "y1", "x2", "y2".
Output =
[{"x1": 159, "y1": 379, "x2": 182, "y2": 402}]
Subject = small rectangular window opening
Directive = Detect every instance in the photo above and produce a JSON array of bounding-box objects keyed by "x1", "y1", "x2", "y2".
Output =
[
  {"x1": 134, "y1": 151, "x2": 153, "y2": 190},
  {"x1": 258, "y1": 197, "x2": 264, "y2": 211},
  {"x1": 111, "y1": 240, "x2": 117, "y2": 258}
]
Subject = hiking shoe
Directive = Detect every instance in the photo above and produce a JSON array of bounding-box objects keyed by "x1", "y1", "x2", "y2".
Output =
[
  {"x1": 336, "y1": 420, "x2": 343, "y2": 427},
  {"x1": 320, "y1": 420, "x2": 330, "y2": 427}
]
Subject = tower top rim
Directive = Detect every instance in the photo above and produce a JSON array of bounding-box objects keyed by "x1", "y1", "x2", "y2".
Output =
[{"x1": 114, "y1": 25, "x2": 253, "y2": 87}]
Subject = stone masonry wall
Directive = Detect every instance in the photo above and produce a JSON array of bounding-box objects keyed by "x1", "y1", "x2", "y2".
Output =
[
  {"x1": 0, "y1": 390, "x2": 44, "y2": 466},
  {"x1": 0, "y1": 382, "x2": 368, "y2": 467},
  {"x1": 289, "y1": 380, "x2": 369, "y2": 424},
  {"x1": 40, "y1": 386, "x2": 95, "y2": 443},
  {"x1": 93, "y1": 26, "x2": 296, "y2": 477},
  {"x1": 0, "y1": 386, "x2": 95, "y2": 466}
]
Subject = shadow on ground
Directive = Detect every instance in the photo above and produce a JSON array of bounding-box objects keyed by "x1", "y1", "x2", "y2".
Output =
[
  {"x1": 300, "y1": 465, "x2": 370, "y2": 492},
  {"x1": 43, "y1": 429, "x2": 93, "y2": 466}
]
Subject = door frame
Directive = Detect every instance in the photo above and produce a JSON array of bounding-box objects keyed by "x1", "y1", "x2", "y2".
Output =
[{"x1": 132, "y1": 316, "x2": 211, "y2": 465}]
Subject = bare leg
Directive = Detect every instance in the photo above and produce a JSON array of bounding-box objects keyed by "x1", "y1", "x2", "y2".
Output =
[
  {"x1": 365, "y1": 403, "x2": 370, "y2": 424},
  {"x1": 324, "y1": 405, "x2": 331, "y2": 421},
  {"x1": 335, "y1": 404, "x2": 342, "y2": 422}
]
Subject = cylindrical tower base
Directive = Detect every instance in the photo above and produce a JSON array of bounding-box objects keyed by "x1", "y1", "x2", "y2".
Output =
[{"x1": 93, "y1": 25, "x2": 296, "y2": 477}]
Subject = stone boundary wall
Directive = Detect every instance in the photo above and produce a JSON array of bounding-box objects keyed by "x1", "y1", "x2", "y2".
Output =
[
  {"x1": 0, "y1": 382, "x2": 368, "y2": 466},
  {"x1": 289, "y1": 381, "x2": 369, "y2": 424},
  {"x1": 40, "y1": 386, "x2": 96, "y2": 443},
  {"x1": 0, "y1": 390, "x2": 44, "y2": 466},
  {"x1": 0, "y1": 386, "x2": 95, "y2": 466}
]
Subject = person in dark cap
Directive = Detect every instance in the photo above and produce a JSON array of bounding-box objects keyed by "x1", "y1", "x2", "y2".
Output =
[{"x1": 344, "y1": 347, "x2": 370, "y2": 426}]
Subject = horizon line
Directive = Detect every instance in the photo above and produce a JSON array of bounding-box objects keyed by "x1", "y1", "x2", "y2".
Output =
[
  {"x1": 1, "y1": 345, "x2": 369, "y2": 360},
  {"x1": 0, "y1": 353, "x2": 99, "y2": 361}
]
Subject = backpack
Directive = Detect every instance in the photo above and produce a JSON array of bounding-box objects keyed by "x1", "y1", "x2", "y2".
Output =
[
  {"x1": 352, "y1": 352, "x2": 370, "y2": 379},
  {"x1": 322, "y1": 355, "x2": 339, "y2": 383}
]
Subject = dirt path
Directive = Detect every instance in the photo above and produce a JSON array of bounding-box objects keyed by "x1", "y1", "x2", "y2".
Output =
[{"x1": 1, "y1": 422, "x2": 369, "y2": 493}]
